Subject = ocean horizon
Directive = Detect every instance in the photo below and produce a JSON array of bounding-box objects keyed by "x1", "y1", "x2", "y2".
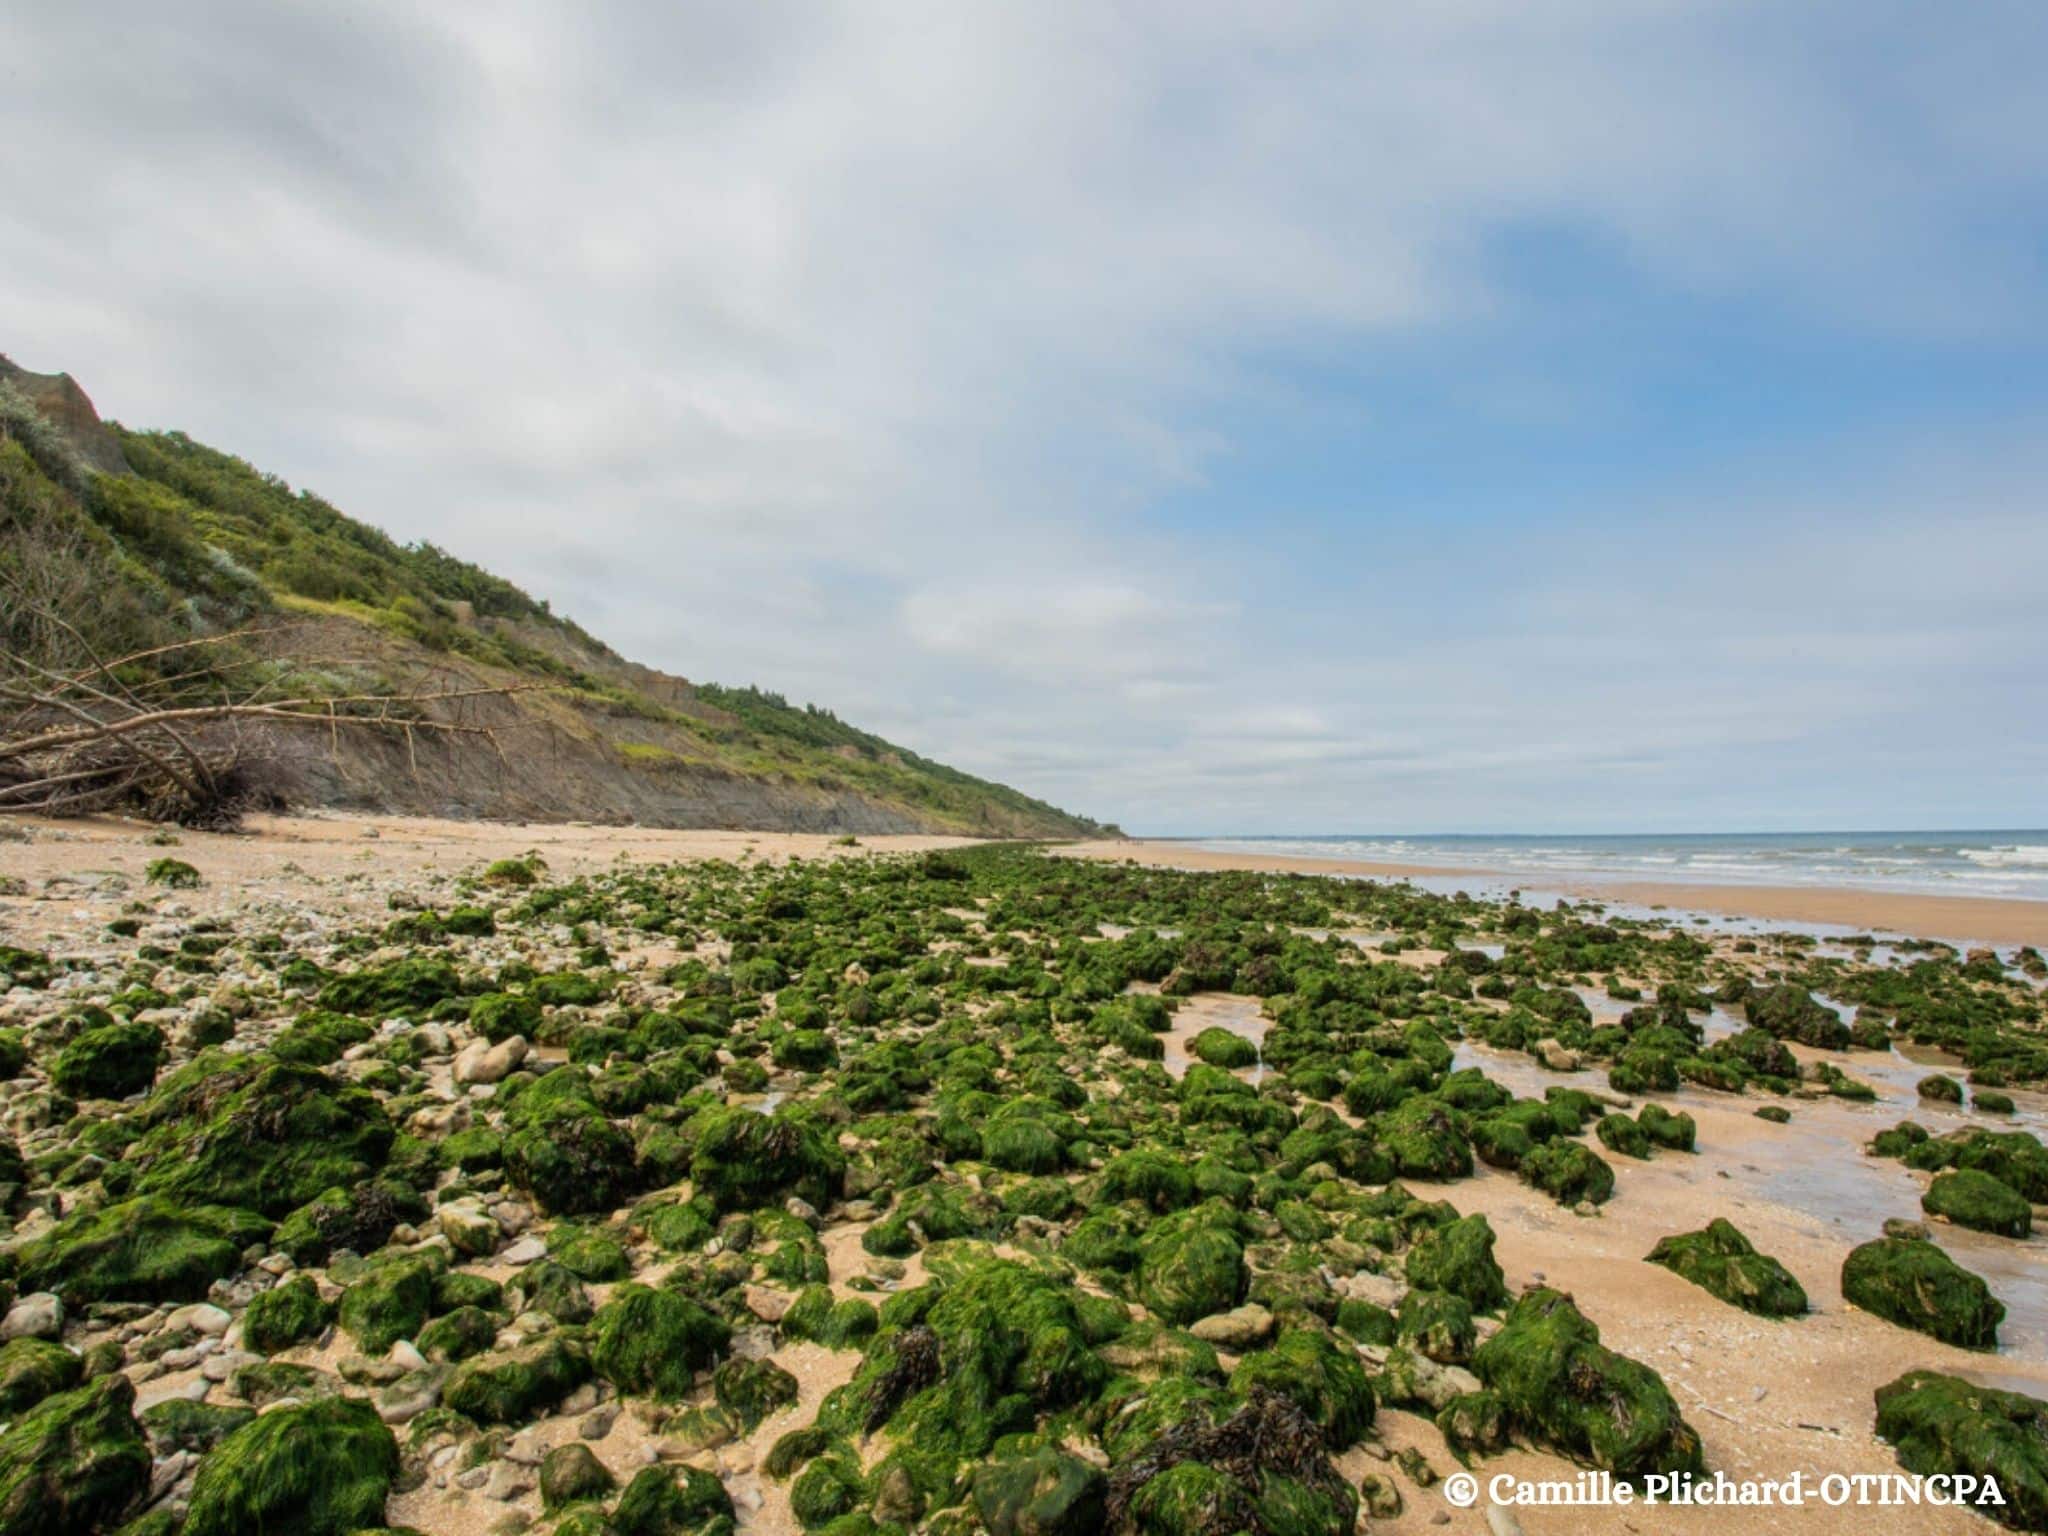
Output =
[{"x1": 1188, "y1": 829, "x2": 2048, "y2": 902}]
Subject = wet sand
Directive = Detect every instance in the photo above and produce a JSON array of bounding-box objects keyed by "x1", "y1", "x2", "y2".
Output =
[{"x1": 1061, "y1": 839, "x2": 2048, "y2": 947}]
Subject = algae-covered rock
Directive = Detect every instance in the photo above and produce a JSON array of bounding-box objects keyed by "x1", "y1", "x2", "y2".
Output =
[
  {"x1": 689, "y1": 1109, "x2": 843, "y2": 1215},
  {"x1": 1595, "y1": 1112, "x2": 1652, "y2": 1159},
  {"x1": 49, "y1": 1020, "x2": 164, "y2": 1101},
  {"x1": 1637, "y1": 1103, "x2": 1696, "y2": 1152},
  {"x1": 272, "y1": 1179, "x2": 426, "y2": 1266},
  {"x1": 181, "y1": 1395, "x2": 398, "y2": 1536},
  {"x1": 972, "y1": 1447, "x2": 1108, "y2": 1536},
  {"x1": 1923, "y1": 1169, "x2": 2032, "y2": 1239},
  {"x1": 1646, "y1": 1219, "x2": 1807, "y2": 1317},
  {"x1": 1395, "y1": 1289, "x2": 1476, "y2": 1365},
  {"x1": 0, "y1": 1337, "x2": 81, "y2": 1415},
  {"x1": 0, "y1": 1374, "x2": 150, "y2": 1536},
  {"x1": 1227, "y1": 1327, "x2": 1376, "y2": 1448},
  {"x1": 1374, "y1": 1098, "x2": 1473, "y2": 1181},
  {"x1": 13, "y1": 1197, "x2": 267, "y2": 1304},
  {"x1": 504, "y1": 1101, "x2": 640, "y2": 1217},
  {"x1": 1519, "y1": 1139, "x2": 1615, "y2": 1207},
  {"x1": 1138, "y1": 1224, "x2": 1248, "y2": 1328},
  {"x1": 610, "y1": 1464, "x2": 734, "y2": 1536},
  {"x1": 1403, "y1": 1214, "x2": 1508, "y2": 1311},
  {"x1": 1873, "y1": 1370, "x2": 2048, "y2": 1533},
  {"x1": 540, "y1": 1442, "x2": 617, "y2": 1511},
  {"x1": 127, "y1": 1058, "x2": 393, "y2": 1218},
  {"x1": 1105, "y1": 1387, "x2": 1358, "y2": 1536},
  {"x1": 1842, "y1": 1237, "x2": 2005, "y2": 1348},
  {"x1": 240, "y1": 1273, "x2": 334, "y2": 1353},
  {"x1": 590, "y1": 1284, "x2": 730, "y2": 1399},
  {"x1": 1189, "y1": 1028, "x2": 1259, "y2": 1071},
  {"x1": 339, "y1": 1256, "x2": 436, "y2": 1354},
  {"x1": 713, "y1": 1356, "x2": 798, "y2": 1429},
  {"x1": 1470, "y1": 1287, "x2": 1702, "y2": 1481},
  {"x1": 1744, "y1": 985, "x2": 1850, "y2": 1049},
  {"x1": 443, "y1": 1333, "x2": 590, "y2": 1423}
]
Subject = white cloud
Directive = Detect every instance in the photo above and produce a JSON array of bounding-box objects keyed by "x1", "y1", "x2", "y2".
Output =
[{"x1": 2, "y1": 2, "x2": 2044, "y2": 830}]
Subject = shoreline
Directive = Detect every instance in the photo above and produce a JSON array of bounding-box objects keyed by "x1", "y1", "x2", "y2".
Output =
[{"x1": 1059, "y1": 838, "x2": 2048, "y2": 947}]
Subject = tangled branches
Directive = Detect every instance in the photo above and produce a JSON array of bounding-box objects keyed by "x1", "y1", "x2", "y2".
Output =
[{"x1": 0, "y1": 596, "x2": 538, "y2": 826}]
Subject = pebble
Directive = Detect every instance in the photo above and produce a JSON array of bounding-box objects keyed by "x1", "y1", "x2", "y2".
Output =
[
  {"x1": 1, "y1": 1292, "x2": 64, "y2": 1341},
  {"x1": 501, "y1": 1236, "x2": 548, "y2": 1266}
]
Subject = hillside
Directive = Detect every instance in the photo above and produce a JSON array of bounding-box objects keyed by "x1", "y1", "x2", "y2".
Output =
[{"x1": 0, "y1": 353, "x2": 1104, "y2": 836}]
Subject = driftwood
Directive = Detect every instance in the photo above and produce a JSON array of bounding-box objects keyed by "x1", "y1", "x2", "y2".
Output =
[{"x1": 0, "y1": 593, "x2": 544, "y2": 825}]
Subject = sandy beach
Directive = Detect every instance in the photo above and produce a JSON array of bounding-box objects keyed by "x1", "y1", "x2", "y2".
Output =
[{"x1": 1059, "y1": 839, "x2": 2048, "y2": 948}]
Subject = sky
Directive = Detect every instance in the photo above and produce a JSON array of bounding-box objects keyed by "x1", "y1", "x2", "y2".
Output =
[{"x1": 4, "y1": 2, "x2": 2046, "y2": 835}]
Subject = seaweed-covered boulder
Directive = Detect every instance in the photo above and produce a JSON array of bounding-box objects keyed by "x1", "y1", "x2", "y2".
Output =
[
  {"x1": 12, "y1": 1198, "x2": 268, "y2": 1304},
  {"x1": 1595, "y1": 1113, "x2": 1652, "y2": 1159},
  {"x1": 240, "y1": 1274, "x2": 333, "y2": 1354},
  {"x1": 504, "y1": 1102, "x2": 639, "y2": 1217},
  {"x1": 714, "y1": 1356, "x2": 799, "y2": 1429},
  {"x1": 339, "y1": 1257, "x2": 436, "y2": 1354},
  {"x1": 1637, "y1": 1104, "x2": 1696, "y2": 1152},
  {"x1": 181, "y1": 1395, "x2": 398, "y2": 1536},
  {"x1": 1374, "y1": 1098, "x2": 1472, "y2": 1181},
  {"x1": 1404, "y1": 1215, "x2": 1507, "y2": 1311},
  {"x1": 1646, "y1": 1219, "x2": 1807, "y2": 1317},
  {"x1": 127, "y1": 1058, "x2": 393, "y2": 1218},
  {"x1": 1923, "y1": 1170, "x2": 2032, "y2": 1239},
  {"x1": 0, "y1": 1338, "x2": 81, "y2": 1416},
  {"x1": 1138, "y1": 1224, "x2": 1248, "y2": 1328},
  {"x1": 0, "y1": 1374, "x2": 150, "y2": 1536},
  {"x1": 272, "y1": 1178, "x2": 427, "y2": 1266},
  {"x1": 1189, "y1": 1028, "x2": 1259, "y2": 1070},
  {"x1": 688, "y1": 1109, "x2": 843, "y2": 1215},
  {"x1": 316, "y1": 955, "x2": 463, "y2": 1017},
  {"x1": 591, "y1": 1284, "x2": 731, "y2": 1400},
  {"x1": 1098, "y1": 1150, "x2": 1196, "y2": 1214},
  {"x1": 1229, "y1": 1328, "x2": 1376, "y2": 1448},
  {"x1": 49, "y1": 1020, "x2": 164, "y2": 1100},
  {"x1": 820, "y1": 1258, "x2": 1106, "y2": 1478},
  {"x1": 1395, "y1": 1289, "x2": 1476, "y2": 1365},
  {"x1": 1841, "y1": 1238, "x2": 2003, "y2": 1350},
  {"x1": 1519, "y1": 1140, "x2": 1615, "y2": 1207},
  {"x1": 443, "y1": 1333, "x2": 591, "y2": 1424},
  {"x1": 540, "y1": 1442, "x2": 617, "y2": 1512},
  {"x1": 1873, "y1": 1371, "x2": 2048, "y2": 1532},
  {"x1": 609, "y1": 1464, "x2": 734, "y2": 1536},
  {"x1": 1106, "y1": 1388, "x2": 1358, "y2": 1536},
  {"x1": 973, "y1": 1447, "x2": 1108, "y2": 1536},
  {"x1": 1743, "y1": 985, "x2": 1849, "y2": 1049},
  {"x1": 1471, "y1": 1287, "x2": 1703, "y2": 1481}
]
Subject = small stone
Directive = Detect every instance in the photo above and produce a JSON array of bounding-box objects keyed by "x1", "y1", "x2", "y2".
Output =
[
  {"x1": 455, "y1": 1035, "x2": 529, "y2": 1086},
  {"x1": 1188, "y1": 1303, "x2": 1275, "y2": 1350},
  {"x1": 390, "y1": 1339, "x2": 428, "y2": 1372},
  {"x1": 501, "y1": 1236, "x2": 548, "y2": 1266},
  {"x1": 579, "y1": 1405, "x2": 619, "y2": 1441},
  {"x1": 167, "y1": 1303, "x2": 232, "y2": 1337},
  {"x1": 1, "y1": 1292, "x2": 63, "y2": 1341},
  {"x1": 484, "y1": 1461, "x2": 534, "y2": 1501},
  {"x1": 743, "y1": 1287, "x2": 793, "y2": 1324}
]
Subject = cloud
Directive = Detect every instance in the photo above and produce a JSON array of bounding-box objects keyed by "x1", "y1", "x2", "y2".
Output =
[{"x1": 2, "y1": 2, "x2": 2045, "y2": 831}]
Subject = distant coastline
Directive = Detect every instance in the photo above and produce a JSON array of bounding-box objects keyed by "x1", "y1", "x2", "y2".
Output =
[{"x1": 1058, "y1": 835, "x2": 2048, "y2": 948}]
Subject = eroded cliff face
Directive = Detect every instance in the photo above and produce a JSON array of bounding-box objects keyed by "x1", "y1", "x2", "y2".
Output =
[{"x1": 0, "y1": 354, "x2": 131, "y2": 475}]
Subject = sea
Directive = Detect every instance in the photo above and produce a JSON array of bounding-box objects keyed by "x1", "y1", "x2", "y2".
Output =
[{"x1": 1191, "y1": 830, "x2": 2048, "y2": 902}]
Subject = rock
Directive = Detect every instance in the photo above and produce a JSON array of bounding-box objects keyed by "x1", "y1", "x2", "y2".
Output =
[
  {"x1": 168, "y1": 1302, "x2": 233, "y2": 1338},
  {"x1": 579, "y1": 1404, "x2": 619, "y2": 1440},
  {"x1": 539, "y1": 1441, "x2": 616, "y2": 1511},
  {"x1": 743, "y1": 1286, "x2": 793, "y2": 1324},
  {"x1": 1646, "y1": 1220, "x2": 1809, "y2": 1318},
  {"x1": 972, "y1": 1447, "x2": 1107, "y2": 1536},
  {"x1": 1359, "y1": 1471, "x2": 1403, "y2": 1517},
  {"x1": 1536, "y1": 1039, "x2": 1580, "y2": 1072},
  {"x1": 1, "y1": 1291, "x2": 63, "y2": 1341},
  {"x1": 0, "y1": 1375, "x2": 151, "y2": 1534},
  {"x1": 1841, "y1": 1237, "x2": 2004, "y2": 1348},
  {"x1": 455, "y1": 1035, "x2": 529, "y2": 1087},
  {"x1": 484, "y1": 1460, "x2": 535, "y2": 1501},
  {"x1": 180, "y1": 1395, "x2": 398, "y2": 1536},
  {"x1": 375, "y1": 1365, "x2": 451, "y2": 1424},
  {"x1": 501, "y1": 1236, "x2": 548, "y2": 1266},
  {"x1": 1189, "y1": 1303, "x2": 1275, "y2": 1350},
  {"x1": 1485, "y1": 1502, "x2": 1527, "y2": 1536},
  {"x1": 1884, "y1": 1217, "x2": 1933, "y2": 1242},
  {"x1": 439, "y1": 1200, "x2": 501, "y2": 1258}
]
